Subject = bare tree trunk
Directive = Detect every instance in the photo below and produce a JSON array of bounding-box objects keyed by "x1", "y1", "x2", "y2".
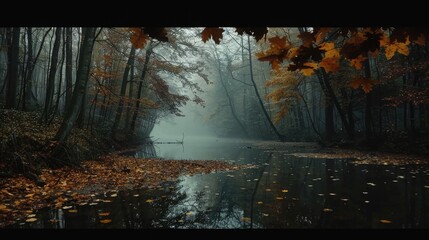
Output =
[
  {"x1": 112, "y1": 46, "x2": 136, "y2": 137},
  {"x1": 54, "y1": 27, "x2": 97, "y2": 145},
  {"x1": 5, "y1": 27, "x2": 20, "y2": 109},
  {"x1": 363, "y1": 58, "x2": 373, "y2": 140},
  {"x1": 42, "y1": 27, "x2": 62, "y2": 123},
  {"x1": 130, "y1": 41, "x2": 153, "y2": 133},
  {"x1": 213, "y1": 47, "x2": 248, "y2": 137},
  {"x1": 125, "y1": 56, "x2": 135, "y2": 131},
  {"x1": 247, "y1": 35, "x2": 285, "y2": 141},
  {"x1": 65, "y1": 27, "x2": 73, "y2": 111}
]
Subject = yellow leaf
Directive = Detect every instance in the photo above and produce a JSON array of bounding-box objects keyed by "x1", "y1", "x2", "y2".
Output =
[
  {"x1": 286, "y1": 47, "x2": 299, "y2": 59},
  {"x1": 98, "y1": 212, "x2": 110, "y2": 216},
  {"x1": 380, "y1": 219, "x2": 392, "y2": 224},
  {"x1": 145, "y1": 199, "x2": 154, "y2": 203},
  {"x1": 257, "y1": 201, "x2": 263, "y2": 204},
  {"x1": 26, "y1": 218, "x2": 38, "y2": 223},
  {"x1": 281, "y1": 189, "x2": 289, "y2": 193},
  {"x1": 396, "y1": 42, "x2": 409, "y2": 56},
  {"x1": 320, "y1": 42, "x2": 335, "y2": 51},
  {"x1": 385, "y1": 41, "x2": 410, "y2": 60},
  {"x1": 68, "y1": 209, "x2": 78, "y2": 213},
  {"x1": 385, "y1": 44, "x2": 397, "y2": 60},
  {"x1": 100, "y1": 219, "x2": 112, "y2": 224}
]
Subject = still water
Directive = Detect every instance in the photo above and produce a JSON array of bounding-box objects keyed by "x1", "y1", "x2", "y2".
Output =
[{"x1": 11, "y1": 136, "x2": 429, "y2": 228}]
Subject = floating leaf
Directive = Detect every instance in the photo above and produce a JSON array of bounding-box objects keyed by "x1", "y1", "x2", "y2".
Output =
[
  {"x1": 0, "y1": 205, "x2": 7, "y2": 210},
  {"x1": 26, "y1": 218, "x2": 37, "y2": 223},
  {"x1": 98, "y1": 212, "x2": 110, "y2": 216},
  {"x1": 329, "y1": 193, "x2": 336, "y2": 196},
  {"x1": 265, "y1": 189, "x2": 272, "y2": 192},
  {"x1": 146, "y1": 199, "x2": 154, "y2": 203},
  {"x1": 323, "y1": 208, "x2": 333, "y2": 212},
  {"x1": 281, "y1": 189, "x2": 289, "y2": 193},
  {"x1": 185, "y1": 211, "x2": 193, "y2": 216},
  {"x1": 276, "y1": 197, "x2": 284, "y2": 200},
  {"x1": 380, "y1": 219, "x2": 392, "y2": 224},
  {"x1": 262, "y1": 213, "x2": 269, "y2": 217},
  {"x1": 62, "y1": 206, "x2": 72, "y2": 210},
  {"x1": 27, "y1": 214, "x2": 36, "y2": 218},
  {"x1": 257, "y1": 201, "x2": 263, "y2": 204},
  {"x1": 110, "y1": 193, "x2": 117, "y2": 197},
  {"x1": 100, "y1": 219, "x2": 112, "y2": 224},
  {"x1": 241, "y1": 217, "x2": 251, "y2": 223},
  {"x1": 68, "y1": 209, "x2": 78, "y2": 213}
]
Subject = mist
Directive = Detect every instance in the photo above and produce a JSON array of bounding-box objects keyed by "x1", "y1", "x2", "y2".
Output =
[{"x1": 151, "y1": 102, "x2": 215, "y2": 141}]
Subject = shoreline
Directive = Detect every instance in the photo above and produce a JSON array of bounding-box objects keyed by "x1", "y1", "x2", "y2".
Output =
[{"x1": 0, "y1": 153, "x2": 244, "y2": 228}]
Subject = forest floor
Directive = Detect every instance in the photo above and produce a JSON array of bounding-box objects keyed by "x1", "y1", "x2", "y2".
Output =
[
  {"x1": 0, "y1": 110, "x2": 248, "y2": 227},
  {"x1": 0, "y1": 153, "x2": 245, "y2": 227}
]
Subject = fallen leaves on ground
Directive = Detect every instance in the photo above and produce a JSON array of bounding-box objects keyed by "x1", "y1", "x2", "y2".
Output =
[{"x1": 0, "y1": 153, "x2": 245, "y2": 227}]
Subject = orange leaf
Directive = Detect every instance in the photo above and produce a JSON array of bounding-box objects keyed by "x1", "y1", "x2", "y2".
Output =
[
  {"x1": 98, "y1": 212, "x2": 110, "y2": 216},
  {"x1": 269, "y1": 36, "x2": 289, "y2": 51},
  {"x1": 319, "y1": 57, "x2": 339, "y2": 73},
  {"x1": 350, "y1": 77, "x2": 364, "y2": 89},
  {"x1": 350, "y1": 55, "x2": 367, "y2": 70},
  {"x1": 361, "y1": 79, "x2": 376, "y2": 93},
  {"x1": 286, "y1": 47, "x2": 299, "y2": 60},
  {"x1": 100, "y1": 219, "x2": 112, "y2": 224},
  {"x1": 380, "y1": 219, "x2": 392, "y2": 224},
  {"x1": 201, "y1": 27, "x2": 224, "y2": 44},
  {"x1": 130, "y1": 28, "x2": 148, "y2": 49},
  {"x1": 300, "y1": 62, "x2": 318, "y2": 76}
]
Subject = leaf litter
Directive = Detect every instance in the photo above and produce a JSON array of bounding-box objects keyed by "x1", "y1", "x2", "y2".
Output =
[{"x1": 0, "y1": 153, "x2": 246, "y2": 227}]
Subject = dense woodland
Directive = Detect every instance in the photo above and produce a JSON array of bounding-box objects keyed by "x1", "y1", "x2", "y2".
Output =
[{"x1": 1, "y1": 27, "x2": 429, "y2": 171}]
